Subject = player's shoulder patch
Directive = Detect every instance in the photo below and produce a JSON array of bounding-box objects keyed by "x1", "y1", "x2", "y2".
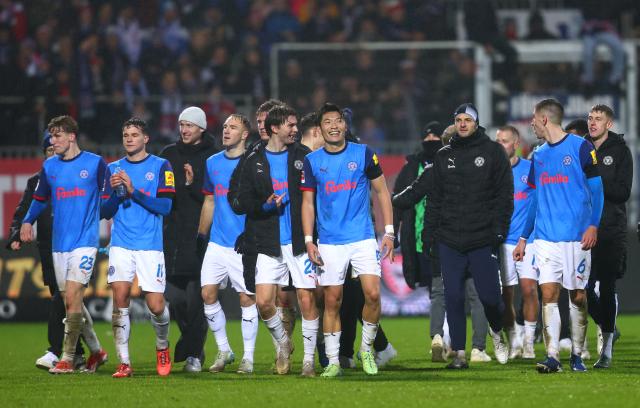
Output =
[
  {"x1": 165, "y1": 170, "x2": 175, "y2": 187},
  {"x1": 590, "y1": 149, "x2": 597, "y2": 165}
]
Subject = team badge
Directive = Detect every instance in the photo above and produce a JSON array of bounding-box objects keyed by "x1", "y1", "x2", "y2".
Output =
[
  {"x1": 562, "y1": 155, "x2": 572, "y2": 165},
  {"x1": 294, "y1": 160, "x2": 303, "y2": 170},
  {"x1": 603, "y1": 155, "x2": 613, "y2": 165},
  {"x1": 372, "y1": 153, "x2": 379, "y2": 165},
  {"x1": 590, "y1": 150, "x2": 597, "y2": 164},
  {"x1": 474, "y1": 156, "x2": 485, "y2": 167},
  {"x1": 108, "y1": 266, "x2": 115, "y2": 276},
  {"x1": 145, "y1": 172, "x2": 154, "y2": 181},
  {"x1": 520, "y1": 175, "x2": 528, "y2": 183},
  {"x1": 347, "y1": 161, "x2": 358, "y2": 171},
  {"x1": 79, "y1": 169, "x2": 89, "y2": 179},
  {"x1": 164, "y1": 171, "x2": 175, "y2": 187}
]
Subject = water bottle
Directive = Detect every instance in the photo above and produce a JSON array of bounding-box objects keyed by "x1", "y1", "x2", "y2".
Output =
[{"x1": 115, "y1": 167, "x2": 127, "y2": 198}]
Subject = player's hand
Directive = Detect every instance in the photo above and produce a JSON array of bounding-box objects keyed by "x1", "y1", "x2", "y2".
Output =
[
  {"x1": 513, "y1": 238, "x2": 526, "y2": 262},
  {"x1": 10, "y1": 241, "x2": 21, "y2": 251},
  {"x1": 118, "y1": 170, "x2": 134, "y2": 194},
  {"x1": 381, "y1": 233, "x2": 395, "y2": 262},
  {"x1": 20, "y1": 223, "x2": 34, "y2": 243},
  {"x1": 274, "y1": 193, "x2": 286, "y2": 208},
  {"x1": 306, "y1": 242, "x2": 324, "y2": 266},
  {"x1": 581, "y1": 226, "x2": 598, "y2": 250},
  {"x1": 184, "y1": 163, "x2": 194, "y2": 186},
  {"x1": 110, "y1": 173, "x2": 123, "y2": 189}
]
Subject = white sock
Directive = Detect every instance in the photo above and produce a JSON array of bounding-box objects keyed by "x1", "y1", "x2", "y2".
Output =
[
  {"x1": 264, "y1": 313, "x2": 286, "y2": 345},
  {"x1": 204, "y1": 302, "x2": 231, "y2": 352},
  {"x1": 601, "y1": 331, "x2": 613, "y2": 359},
  {"x1": 82, "y1": 303, "x2": 101, "y2": 353},
  {"x1": 241, "y1": 305, "x2": 259, "y2": 362},
  {"x1": 324, "y1": 332, "x2": 341, "y2": 365},
  {"x1": 443, "y1": 314, "x2": 451, "y2": 347},
  {"x1": 150, "y1": 305, "x2": 170, "y2": 350},
  {"x1": 524, "y1": 320, "x2": 537, "y2": 348},
  {"x1": 506, "y1": 325, "x2": 517, "y2": 348},
  {"x1": 360, "y1": 320, "x2": 379, "y2": 353},
  {"x1": 569, "y1": 300, "x2": 587, "y2": 356},
  {"x1": 301, "y1": 318, "x2": 319, "y2": 363},
  {"x1": 542, "y1": 303, "x2": 560, "y2": 359},
  {"x1": 113, "y1": 308, "x2": 131, "y2": 365}
]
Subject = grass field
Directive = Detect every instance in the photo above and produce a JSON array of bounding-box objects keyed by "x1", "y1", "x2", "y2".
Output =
[{"x1": 1, "y1": 316, "x2": 639, "y2": 407}]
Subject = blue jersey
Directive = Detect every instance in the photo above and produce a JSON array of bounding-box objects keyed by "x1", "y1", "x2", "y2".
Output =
[
  {"x1": 202, "y1": 151, "x2": 245, "y2": 248},
  {"x1": 266, "y1": 150, "x2": 291, "y2": 245},
  {"x1": 32, "y1": 151, "x2": 109, "y2": 252},
  {"x1": 528, "y1": 133, "x2": 599, "y2": 242},
  {"x1": 301, "y1": 142, "x2": 383, "y2": 245},
  {"x1": 107, "y1": 154, "x2": 175, "y2": 251},
  {"x1": 506, "y1": 158, "x2": 534, "y2": 245}
]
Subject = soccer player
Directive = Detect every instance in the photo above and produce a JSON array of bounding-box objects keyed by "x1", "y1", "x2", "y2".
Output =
[
  {"x1": 232, "y1": 104, "x2": 317, "y2": 377},
  {"x1": 584, "y1": 104, "x2": 631, "y2": 368},
  {"x1": 301, "y1": 102, "x2": 395, "y2": 377},
  {"x1": 20, "y1": 115, "x2": 108, "y2": 374},
  {"x1": 101, "y1": 118, "x2": 175, "y2": 378},
  {"x1": 495, "y1": 125, "x2": 539, "y2": 360},
  {"x1": 198, "y1": 114, "x2": 258, "y2": 374},
  {"x1": 514, "y1": 99, "x2": 604, "y2": 373}
]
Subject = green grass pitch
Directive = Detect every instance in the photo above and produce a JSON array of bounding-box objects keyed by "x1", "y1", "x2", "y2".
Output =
[{"x1": 1, "y1": 316, "x2": 639, "y2": 407}]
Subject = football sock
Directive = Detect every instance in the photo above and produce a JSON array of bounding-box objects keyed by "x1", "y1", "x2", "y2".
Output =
[
  {"x1": 204, "y1": 301, "x2": 230, "y2": 352},
  {"x1": 569, "y1": 300, "x2": 587, "y2": 356},
  {"x1": 360, "y1": 320, "x2": 379, "y2": 353},
  {"x1": 241, "y1": 305, "x2": 259, "y2": 362},
  {"x1": 542, "y1": 303, "x2": 560, "y2": 359},
  {"x1": 324, "y1": 331, "x2": 341, "y2": 366},
  {"x1": 112, "y1": 308, "x2": 131, "y2": 365},
  {"x1": 264, "y1": 313, "x2": 287, "y2": 345},
  {"x1": 61, "y1": 312, "x2": 83, "y2": 363},
  {"x1": 150, "y1": 305, "x2": 170, "y2": 350},
  {"x1": 301, "y1": 318, "x2": 319, "y2": 363},
  {"x1": 81, "y1": 303, "x2": 101, "y2": 353}
]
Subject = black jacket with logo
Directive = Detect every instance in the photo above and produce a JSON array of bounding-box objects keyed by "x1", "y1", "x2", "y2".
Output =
[
  {"x1": 585, "y1": 131, "x2": 632, "y2": 240},
  {"x1": 423, "y1": 127, "x2": 513, "y2": 252},
  {"x1": 229, "y1": 142, "x2": 310, "y2": 258}
]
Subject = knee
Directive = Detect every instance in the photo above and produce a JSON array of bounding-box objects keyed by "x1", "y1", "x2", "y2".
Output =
[
  {"x1": 363, "y1": 286, "x2": 380, "y2": 306},
  {"x1": 323, "y1": 293, "x2": 342, "y2": 314},
  {"x1": 147, "y1": 299, "x2": 165, "y2": 316},
  {"x1": 201, "y1": 287, "x2": 217, "y2": 305},
  {"x1": 570, "y1": 292, "x2": 587, "y2": 307},
  {"x1": 255, "y1": 298, "x2": 274, "y2": 317}
]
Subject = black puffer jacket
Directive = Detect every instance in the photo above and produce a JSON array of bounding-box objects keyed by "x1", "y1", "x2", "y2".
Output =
[
  {"x1": 585, "y1": 131, "x2": 632, "y2": 240},
  {"x1": 229, "y1": 142, "x2": 310, "y2": 257},
  {"x1": 160, "y1": 134, "x2": 220, "y2": 278},
  {"x1": 425, "y1": 127, "x2": 513, "y2": 252}
]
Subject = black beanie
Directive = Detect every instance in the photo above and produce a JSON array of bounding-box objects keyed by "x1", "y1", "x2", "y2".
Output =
[
  {"x1": 454, "y1": 103, "x2": 479, "y2": 124},
  {"x1": 421, "y1": 121, "x2": 444, "y2": 138}
]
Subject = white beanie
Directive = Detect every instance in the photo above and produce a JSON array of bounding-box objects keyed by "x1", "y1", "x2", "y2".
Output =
[{"x1": 178, "y1": 106, "x2": 207, "y2": 129}]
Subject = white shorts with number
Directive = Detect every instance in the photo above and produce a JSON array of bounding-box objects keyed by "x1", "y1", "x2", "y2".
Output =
[
  {"x1": 255, "y1": 244, "x2": 316, "y2": 289},
  {"x1": 201, "y1": 242, "x2": 252, "y2": 294},
  {"x1": 52, "y1": 247, "x2": 97, "y2": 291},
  {"x1": 108, "y1": 246, "x2": 166, "y2": 293},
  {"x1": 500, "y1": 243, "x2": 539, "y2": 286},
  {"x1": 533, "y1": 239, "x2": 590, "y2": 290},
  {"x1": 317, "y1": 239, "x2": 381, "y2": 286}
]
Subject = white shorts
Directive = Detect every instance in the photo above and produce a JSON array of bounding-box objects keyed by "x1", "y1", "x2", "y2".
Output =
[
  {"x1": 500, "y1": 243, "x2": 539, "y2": 286},
  {"x1": 52, "y1": 247, "x2": 97, "y2": 291},
  {"x1": 255, "y1": 244, "x2": 316, "y2": 289},
  {"x1": 201, "y1": 242, "x2": 252, "y2": 294},
  {"x1": 317, "y1": 239, "x2": 381, "y2": 286},
  {"x1": 108, "y1": 246, "x2": 166, "y2": 293},
  {"x1": 533, "y1": 239, "x2": 591, "y2": 290}
]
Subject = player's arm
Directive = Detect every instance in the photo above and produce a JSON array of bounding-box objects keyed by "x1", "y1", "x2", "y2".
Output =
[
  {"x1": 233, "y1": 155, "x2": 266, "y2": 217},
  {"x1": 371, "y1": 175, "x2": 395, "y2": 262},
  {"x1": 198, "y1": 195, "x2": 214, "y2": 237},
  {"x1": 580, "y1": 141, "x2": 603, "y2": 249},
  {"x1": 20, "y1": 167, "x2": 51, "y2": 243},
  {"x1": 514, "y1": 160, "x2": 537, "y2": 261},
  {"x1": 604, "y1": 144, "x2": 632, "y2": 204},
  {"x1": 7, "y1": 175, "x2": 38, "y2": 250},
  {"x1": 301, "y1": 157, "x2": 322, "y2": 266},
  {"x1": 491, "y1": 145, "x2": 514, "y2": 244}
]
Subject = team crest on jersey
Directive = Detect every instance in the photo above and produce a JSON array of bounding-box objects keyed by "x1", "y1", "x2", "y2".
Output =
[
  {"x1": 474, "y1": 156, "x2": 485, "y2": 167},
  {"x1": 79, "y1": 169, "x2": 89, "y2": 179},
  {"x1": 145, "y1": 172, "x2": 154, "y2": 181},
  {"x1": 347, "y1": 161, "x2": 358, "y2": 171},
  {"x1": 603, "y1": 156, "x2": 613, "y2": 165},
  {"x1": 294, "y1": 160, "x2": 303, "y2": 170},
  {"x1": 562, "y1": 155, "x2": 572, "y2": 165},
  {"x1": 520, "y1": 175, "x2": 528, "y2": 183},
  {"x1": 165, "y1": 171, "x2": 175, "y2": 186}
]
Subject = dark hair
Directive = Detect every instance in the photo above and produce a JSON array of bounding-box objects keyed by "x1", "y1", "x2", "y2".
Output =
[
  {"x1": 565, "y1": 118, "x2": 589, "y2": 136},
  {"x1": 316, "y1": 102, "x2": 342, "y2": 126},
  {"x1": 299, "y1": 112, "x2": 318, "y2": 136},
  {"x1": 227, "y1": 113, "x2": 251, "y2": 132},
  {"x1": 265, "y1": 105, "x2": 297, "y2": 137},
  {"x1": 590, "y1": 104, "x2": 614, "y2": 119},
  {"x1": 498, "y1": 125, "x2": 520, "y2": 139},
  {"x1": 48, "y1": 115, "x2": 78, "y2": 134},
  {"x1": 122, "y1": 117, "x2": 148, "y2": 134},
  {"x1": 256, "y1": 99, "x2": 284, "y2": 115},
  {"x1": 534, "y1": 99, "x2": 564, "y2": 125}
]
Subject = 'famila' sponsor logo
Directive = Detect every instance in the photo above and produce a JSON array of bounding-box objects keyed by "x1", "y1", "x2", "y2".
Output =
[
  {"x1": 539, "y1": 172, "x2": 568, "y2": 186},
  {"x1": 325, "y1": 180, "x2": 357, "y2": 194},
  {"x1": 56, "y1": 187, "x2": 86, "y2": 200},
  {"x1": 215, "y1": 184, "x2": 229, "y2": 196}
]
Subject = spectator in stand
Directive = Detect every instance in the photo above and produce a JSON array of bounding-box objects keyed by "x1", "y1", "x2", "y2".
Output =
[
  {"x1": 525, "y1": 11, "x2": 556, "y2": 40},
  {"x1": 123, "y1": 67, "x2": 150, "y2": 112}
]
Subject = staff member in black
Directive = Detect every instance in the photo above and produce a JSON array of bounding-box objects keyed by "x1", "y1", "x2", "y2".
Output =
[
  {"x1": 7, "y1": 133, "x2": 85, "y2": 370},
  {"x1": 161, "y1": 106, "x2": 219, "y2": 372},
  {"x1": 395, "y1": 103, "x2": 512, "y2": 369},
  {"x1": 584, "y1": 104, "x2": 632, "y2": 368}
]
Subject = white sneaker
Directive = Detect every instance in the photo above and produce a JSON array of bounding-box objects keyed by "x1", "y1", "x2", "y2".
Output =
[
  {"x1": 209, "y1": 351, "x2": 235, "y2": 373},
  {"x1": 470, "y1": 348, "x2": 492, "y2": 362},
  {"x1": 431, "y1": 334, "x2": 446, "y2": 362},
  {"x1": 36, "y1": 351, "x2": 59, "y2": 370},
  {"x1": 375, "y1": 343, "x2": 397, "y2": 368},
  {"x1": 581, "y1": 348, "x2": 591, "y2": 360},
  {"x1": 559, "y1": 338, "x2": 572, "y2": 353},
  {"x1": 184, "y1": 356, "x2": 202, "y2": 373},
  {"x1": 237, "y1": 358, "x2": 253, "y2": 374},
  {"x1": 509, "y1": 345, "x2": 523, "y2": 360},
  {"x1": 596, "y1": 325, "x2": 603, "y2": 355},
  {"x1": 490, "y1": 329, "x2": 509, "y2": 364},
  {"x1": 522, "y1": 342, "x2": 536, "y2": 359}
]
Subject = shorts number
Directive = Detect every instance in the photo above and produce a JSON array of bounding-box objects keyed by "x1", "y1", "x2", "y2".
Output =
[
  {"x1": 79, "y1": 256, "x2": 94, "y2": 271},
  {"x1": 577, "y1": 259, "x2": 586, "y2": 274},
  {"x1": 304, "y1": 258, "x2": 315, "y2": 275}
]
